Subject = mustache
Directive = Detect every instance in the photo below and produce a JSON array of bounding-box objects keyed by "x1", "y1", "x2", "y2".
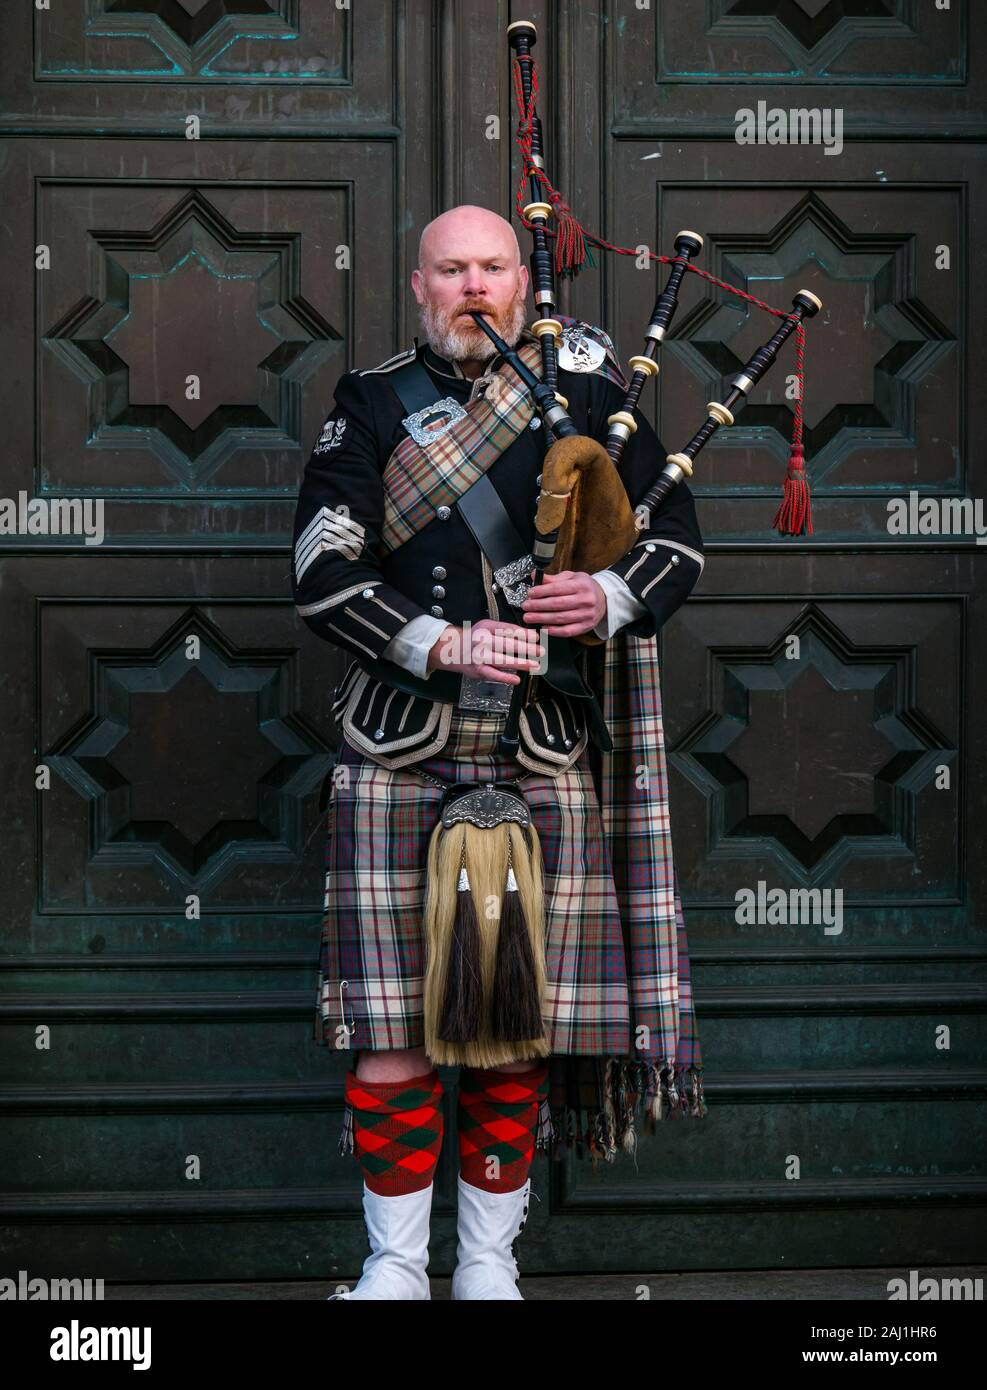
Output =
[{"x1": 419, "y1": 288, "x2": 526, "y2": 361}]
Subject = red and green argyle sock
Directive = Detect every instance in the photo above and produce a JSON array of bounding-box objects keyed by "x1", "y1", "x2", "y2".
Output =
[
  {"x1": 457, "y1": 1060, "x2": 549, "y2": 1193},
  {"x1": 344, "y1": 1068, "x2": 445, "y2": 1196}
]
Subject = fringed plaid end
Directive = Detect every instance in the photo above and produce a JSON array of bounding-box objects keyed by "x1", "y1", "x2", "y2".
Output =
[
  {"x1": 534, "y1": 1091, "x2": 558, "y2": 1151},
  {"x1": 546, "y1": 1058, "x2": 708, "y2": 1165},
  {"x1": 338, "y1": 1099, "x2": 355, "y2": 1157},
  {"x1": 688, "y1": 1067, "x2": 708, "y2": 1119},
  {"x1": 640, "y1": 1061, "x2": 709, "y2": 1124},
  {"x1": 530, "y1": 1053, "x2": 557, "y2": 1150}
]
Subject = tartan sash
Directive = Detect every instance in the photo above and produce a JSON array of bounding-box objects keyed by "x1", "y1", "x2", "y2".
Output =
[
  {"x1": 597, "y1": 626, "x2": 705, "y2": 1113},
  {"x1": 380, "y1": 339, "x2": 545, "y2": 555},
  {"x1": 379, "y1": 318, "x2": 629, "y2": 556}
]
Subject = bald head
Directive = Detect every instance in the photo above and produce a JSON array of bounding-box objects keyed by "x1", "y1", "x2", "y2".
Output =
[{"x1": 417, "y1": 205, "x2": 522, "y2": 274}]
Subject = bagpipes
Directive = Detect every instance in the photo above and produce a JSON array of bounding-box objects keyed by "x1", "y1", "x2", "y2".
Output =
[
  {"x1": 491, "y1": 17, "x2": 823, "y2": 755},
  {"x1": 421, "y1": 18, "x2": 822, "y2": 1068}
]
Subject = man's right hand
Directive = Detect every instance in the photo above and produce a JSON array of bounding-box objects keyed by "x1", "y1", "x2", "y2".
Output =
[{"x1": 426, "y1": 618, "x2": 544, "y2": 685}]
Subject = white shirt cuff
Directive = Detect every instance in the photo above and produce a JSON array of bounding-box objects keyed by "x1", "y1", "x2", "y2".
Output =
[
  {"x1": 381, "y1": 614, "x2": 453, "y2": 679},
  {"x1": 591, "y1": 569, "x2": 649, "y2": 639}
]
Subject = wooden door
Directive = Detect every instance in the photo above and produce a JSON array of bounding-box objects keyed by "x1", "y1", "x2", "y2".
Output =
[
  {"x1": 559, "y1": 0, "x2": 987, "y2": 1270},
  {"x1": 0, "y1": 0, "x2": 983, "y2": 1280}
]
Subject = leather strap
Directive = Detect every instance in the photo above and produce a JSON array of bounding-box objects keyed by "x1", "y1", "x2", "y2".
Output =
[
  {"x1": 385, "y1": 352, "x2": 449, "y2": 417},
  {"x1": 456, "y1": 471, "x2": 522, "y2": 575},
  {"x1": 457, "y1": 473, "x2": 590, "y2": 700},
  {"x1": 457, "y1": 474, "x2": 612, "y2": 752}
]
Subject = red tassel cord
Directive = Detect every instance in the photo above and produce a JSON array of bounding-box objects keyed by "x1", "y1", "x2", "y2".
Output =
[
  {"x1": 511, "y1": 58, "x2": 594, "y2": 279},
  {"x1": 771, "y1": 323, "x2": 812, "y2": 536}
]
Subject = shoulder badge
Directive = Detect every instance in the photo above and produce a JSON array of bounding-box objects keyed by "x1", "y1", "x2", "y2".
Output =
[
  {"x1": 313, "y1": 416, "x2": 347, "y2": 455},
  {"x1": 558, "y1": 324, "x2": 606, "y2": 374},
  {"x1": 554, "y1": 316, "x2": 628, "y2": 391}
]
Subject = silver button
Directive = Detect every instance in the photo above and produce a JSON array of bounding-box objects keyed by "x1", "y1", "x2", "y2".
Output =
[
  {"x1": 671, "y1": 554, "x2": 680, "y2": 564},
  {"x1": 432, "y1": 584, "x2": 445, "y2": 599},
  {"x1": 535, "y1": 473, "x2": 543, "y2": 485},
  {"x1": 430, "y1": 605, "x2": 444, "y2": 617},
  {"x1": 436, "y1": 505, "x2": 451, "y2": 521},
  {"x1": 374, "y1": 728, "x2": 385, "y2": 740},
  {"x1": 432, "y1": 565, "x2": 447, "y2": 580},
  {"x1": 530, "y1": 417, "x2": 541, "y2": 430},
  {"x1": 361, "y1": 586, "x2": 375, "y2": 597},
  {"x1": 546, "y1": 734, "x2": 556, "y2": 744},
  {"x1": 563, "y1": 737, "x2": 572, "y2": 748},
  {"x1": 491, "y1": 582, "x2": 498, "y2": 592},
  {"x1": 645, "y1": 544, "x2": 656, "y2": 553}
]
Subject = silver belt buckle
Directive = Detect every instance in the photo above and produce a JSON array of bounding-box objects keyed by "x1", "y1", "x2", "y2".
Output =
[
  {"x1": 457, "y1": 674, "x2": 513, "y2": 714},
  {"x1": 401, "y1": 396, "x2": 468, "y2": 447}
]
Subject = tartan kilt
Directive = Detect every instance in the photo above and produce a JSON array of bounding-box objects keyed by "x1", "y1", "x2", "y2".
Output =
[{"x1": 314, "y1": 702, "x2": 705, "y2": 1162}]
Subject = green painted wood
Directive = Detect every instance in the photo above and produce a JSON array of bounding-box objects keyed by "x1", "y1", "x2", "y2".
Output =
[{"x1": 1, "y1": 0, "x2": 985, "y2": 1281}]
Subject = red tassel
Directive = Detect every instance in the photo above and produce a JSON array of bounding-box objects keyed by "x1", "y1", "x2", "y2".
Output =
[
  {"x1": 512, "y1": 57, "x2": 594, "y2": 280},
  {"x1": 550, "y1": 195, "x2": 594, "y2": 279},
  {"x1": 772, "y1": 443, "x2": 813, "y2": 537}
]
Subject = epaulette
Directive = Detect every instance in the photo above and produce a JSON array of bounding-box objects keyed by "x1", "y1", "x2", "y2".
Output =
[
  {"x1": 357, "y1": 342, "x2": 419, "y2": 377},
  {"x1": 555, "y1": 315, "x2": 629, "y2": 393}
]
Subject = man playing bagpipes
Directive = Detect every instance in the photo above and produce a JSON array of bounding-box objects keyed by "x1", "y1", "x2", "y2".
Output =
[{"x1": 293, "y1": 202, "x2": 708, "y2": 1300}]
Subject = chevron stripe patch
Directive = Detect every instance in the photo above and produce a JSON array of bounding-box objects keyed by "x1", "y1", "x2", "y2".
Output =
[{"x1": 295, "y1": 506, "x2": 366, "y2": 581}]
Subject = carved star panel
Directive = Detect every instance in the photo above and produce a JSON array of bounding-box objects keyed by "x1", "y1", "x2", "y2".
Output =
[
  {"x1": 5, "y1": 0, "x2": 410, "y2": 130},
  {"x1": 43, "y1": 186, "x2": 344, "y2": 487},
  {"x1": 37, "y1": 0, "x2": 348, "y2": 82},
  {"x1": 607, "y1": 141, "x2": 973, "y2": 541},
  {"x1": 661, "y1": 189, "x2": 956, "y2": 484},
  {"x1": 38, "y1": 598, "x2": 333, "y2": 911},
  {"x1": 28, "y1": 139, "x2": 396, "y2": 542},
  {"x1": 660, "y1": 594, "x2": 962, "y2": 913},
  {"x1": 650, "y1": 0, "x2": 965, "y2": 86}
]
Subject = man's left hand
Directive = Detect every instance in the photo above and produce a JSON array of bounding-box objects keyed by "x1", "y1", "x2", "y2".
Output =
[{"x1": 520, "y1": 570, "x2": 605, "y2": 638}]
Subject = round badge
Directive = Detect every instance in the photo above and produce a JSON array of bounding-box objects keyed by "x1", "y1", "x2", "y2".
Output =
[{"x1": 557, "y1": 329, "x2": 607, "y2": 373}]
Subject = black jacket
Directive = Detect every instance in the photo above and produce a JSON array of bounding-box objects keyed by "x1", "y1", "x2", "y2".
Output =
[{"x1": 290, "y1": 324, "x2": 705, "y2": 774}]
